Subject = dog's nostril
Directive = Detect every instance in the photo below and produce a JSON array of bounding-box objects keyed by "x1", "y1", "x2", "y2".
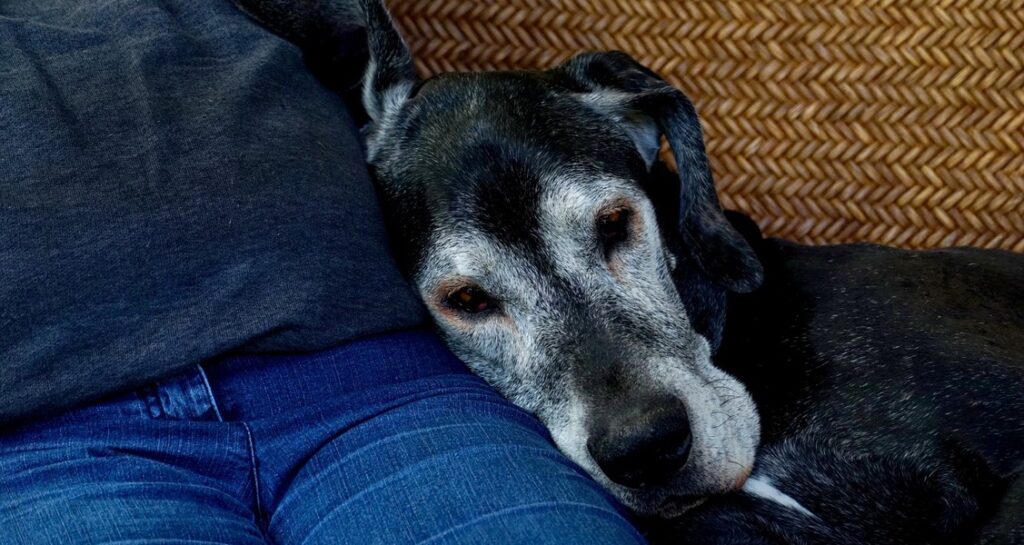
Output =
[{"x1": 587, "y1": 401, "x2": 692, "y2": 489}]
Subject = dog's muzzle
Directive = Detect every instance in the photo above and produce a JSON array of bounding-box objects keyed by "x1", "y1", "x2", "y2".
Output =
[{"x1": 586, "y1": 396, "x2": 692, "y2": 489}]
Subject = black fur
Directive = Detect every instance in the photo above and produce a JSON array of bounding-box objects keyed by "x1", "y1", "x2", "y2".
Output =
[{"x1": 646, "y1": 222, "x2": 1024, "y2": 545}]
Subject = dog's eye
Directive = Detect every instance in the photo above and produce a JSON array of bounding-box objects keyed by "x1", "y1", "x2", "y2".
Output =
[
  {"x1": 598, "y1": 208, "x2": 631, "y2": 252},
  {"x1": 444, "y1": 286, "x2": 497, "y2": 314}
]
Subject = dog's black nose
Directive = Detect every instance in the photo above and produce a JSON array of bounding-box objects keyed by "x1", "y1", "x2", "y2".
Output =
[{"x1": 587, "y1": 398, "x2": 692, "y2": 489}]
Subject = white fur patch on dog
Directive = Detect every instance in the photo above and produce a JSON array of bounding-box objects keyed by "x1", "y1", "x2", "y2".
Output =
[{"x1": 743, "y1": 476, "x2": 817, "y2": 518}]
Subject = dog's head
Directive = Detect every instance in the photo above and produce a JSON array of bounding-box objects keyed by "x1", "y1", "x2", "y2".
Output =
[{"x1": 358, "y1": 2, "x2": 763, "y2": 516}]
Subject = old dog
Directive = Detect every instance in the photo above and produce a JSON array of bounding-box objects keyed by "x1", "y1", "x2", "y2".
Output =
[{"x1": 233, "y1": 0, "x2": 1024, "y2": 542}]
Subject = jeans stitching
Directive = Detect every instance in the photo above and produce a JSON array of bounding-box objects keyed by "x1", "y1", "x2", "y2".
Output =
[
  {"x1": 195, "y1": 365, "x2": 224, "y2": 422},
  {"x1": 414, "y1": 501, "x2": 644, "y2": 545},
  {"x1": 240, "y1": 422, "x2": 265, "y2": 526}
]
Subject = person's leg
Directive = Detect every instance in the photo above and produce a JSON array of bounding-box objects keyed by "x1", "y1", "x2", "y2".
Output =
[
  {"x1": 0, "y1": 373, "x2": 267, "y2": 545},
  {"x1": 211, "y1": 330, "x2": 646, "y2": 545},
  {"x1": 266, "y1": 380, "x2": 645, "y2": 544}
]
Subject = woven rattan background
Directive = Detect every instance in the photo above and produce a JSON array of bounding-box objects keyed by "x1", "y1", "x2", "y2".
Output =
[{"x1": 389, "y1": 0, "x2": 1024, "y2": 251}]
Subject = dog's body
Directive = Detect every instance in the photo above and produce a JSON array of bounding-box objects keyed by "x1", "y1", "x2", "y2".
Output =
[
  {"x1": 649, "y1": 227, "x2": 1024, "y2": 544},
  {"x1": 233, "y1": 1, "x2": 1023, "y2": 542}
]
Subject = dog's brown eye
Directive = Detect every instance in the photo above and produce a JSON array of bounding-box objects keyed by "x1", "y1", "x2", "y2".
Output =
[
  {"x1": 444, "y1": 286, "x2": 496, "y2": 314},
  {"x1": 598, "y1": 208, "x2": 631, "y2": 252}
]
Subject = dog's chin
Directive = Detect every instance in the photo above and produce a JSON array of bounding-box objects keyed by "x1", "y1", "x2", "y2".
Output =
[
  {"x1": 599, "y1": 417, "x2": 758, "y2": 517},
  {"x1": 545, "y1": 353, "x2": 760, "y2": 518},
  {"x1": 608, "y1": 468, "x2": 749, "y2": 518},
  {"x1": 655, "y1": 495, "x2": 707, "y2": 518}
]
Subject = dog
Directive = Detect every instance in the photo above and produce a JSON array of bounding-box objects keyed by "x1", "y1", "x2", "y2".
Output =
[{"x1": 232, "y1": 1, "x2": 1024, "y2": 542}]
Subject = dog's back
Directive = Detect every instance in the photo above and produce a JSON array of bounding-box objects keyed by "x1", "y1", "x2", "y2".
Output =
[
  {"x1": 721, "y1": 234, "x2": 1024, "y2": 473},
  {"x1": 651, "y1": 225, "x2": 1024, "y2": 544}
]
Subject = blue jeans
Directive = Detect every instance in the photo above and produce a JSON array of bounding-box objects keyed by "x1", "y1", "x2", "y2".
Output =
[{"x1": 0, "y1": 330, "x2": 644, "y2": 544}]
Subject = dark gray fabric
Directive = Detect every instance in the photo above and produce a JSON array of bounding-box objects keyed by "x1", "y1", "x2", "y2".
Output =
[{"x1": 0, "y1": 0, "x2": 427, "y2": 424}]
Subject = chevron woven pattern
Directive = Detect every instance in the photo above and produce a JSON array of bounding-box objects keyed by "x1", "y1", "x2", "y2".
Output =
[{"x1": 390, "y1": 0, "x2": 1024, "y2": 251}]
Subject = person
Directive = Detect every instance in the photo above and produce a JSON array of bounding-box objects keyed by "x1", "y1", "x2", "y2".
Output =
[{"x1": 0, "y1": 1, "x2": 645, "y2": 543}]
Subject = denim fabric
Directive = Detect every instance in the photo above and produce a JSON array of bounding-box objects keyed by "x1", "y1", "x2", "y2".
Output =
[
  {"x1": 0, "y1": 0, "x2": 426, "y2": 424},
  {"x1": 0, "y1": 329, "x2": 645, "y2": 544}
]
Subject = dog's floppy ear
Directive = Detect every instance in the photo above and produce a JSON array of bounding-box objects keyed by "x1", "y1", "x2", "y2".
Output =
[{"x1": 554, "y1": 51, "x2": 763, "y2": 293}]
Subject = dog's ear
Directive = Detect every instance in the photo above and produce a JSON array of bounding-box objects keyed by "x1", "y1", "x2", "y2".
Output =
[
  {"x1": 553, "y1": 51, "x2": 763, "y2": 293},
  {"x1": 355, "y1": 0, "x2": 418, "y2": 125}
]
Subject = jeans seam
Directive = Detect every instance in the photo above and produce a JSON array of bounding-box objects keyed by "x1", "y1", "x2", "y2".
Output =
[
  {"x1": 413, "y1": 501, "x2": 645, "y2": 545},
  {"x1": 195, "y1": 364, "x2": 224, "y2": 422},
  {"x1": 240, "y1": 421, "x2": 265, "y2": 526}
]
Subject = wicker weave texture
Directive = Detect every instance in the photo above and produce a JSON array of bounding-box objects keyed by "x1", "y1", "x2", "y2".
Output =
[{"x1": 390, "y1": 0, "x2": 1024, "y2": 251}]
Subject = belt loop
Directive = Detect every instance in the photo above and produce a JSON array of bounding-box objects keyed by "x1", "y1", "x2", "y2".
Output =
[
  {"x1": 196, "y1": 364, "x2": 225, "y2": 422},
  {"x1": 138, "y1": 366, "x2": 223, "y2": 421}
]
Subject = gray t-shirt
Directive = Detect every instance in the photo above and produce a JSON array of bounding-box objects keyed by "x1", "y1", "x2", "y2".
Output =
[{"x1": 0, "y1": 0, "x2": 427, "y2": 424}]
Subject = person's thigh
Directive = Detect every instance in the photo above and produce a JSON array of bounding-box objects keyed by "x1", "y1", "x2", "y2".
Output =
[
  {"x1": 0, "y1": 398, "x2": 267, "y2": 545},
  {"x1": 260, "y1": 376, "x2": 646, "y2": 545}
]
